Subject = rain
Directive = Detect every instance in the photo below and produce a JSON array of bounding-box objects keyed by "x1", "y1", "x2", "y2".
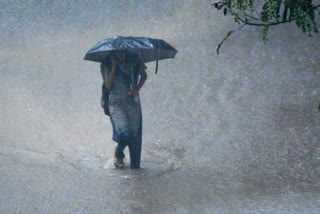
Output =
[{"x1": 0, "y1": 0, "x2": 319, "y2": 213}]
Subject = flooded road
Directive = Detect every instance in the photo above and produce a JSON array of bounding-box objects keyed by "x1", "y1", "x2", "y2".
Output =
[
  {"x1": 0, "y1": 142, "x2": 319, "y2": 213},
  {"x1": 1, "y1": 0, "x2": 319, "y2": 213}
]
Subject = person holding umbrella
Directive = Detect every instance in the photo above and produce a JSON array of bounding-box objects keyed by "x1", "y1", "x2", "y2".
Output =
[
  {"x1": 84, "y1": 36, "x2": 177, "y2": 169},
  {"x1": 102, "y1": 50, "x2": 147, "y2": 169}
]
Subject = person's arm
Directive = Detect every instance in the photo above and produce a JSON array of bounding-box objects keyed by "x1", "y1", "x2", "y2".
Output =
[
  {"x1": 129, "y1": 63, "x2": 147, "y2": 96},
  {"x1": 136, "y1": 68, "x2": 147, "y2": 92},
  {"x1": 104, "y1": 57, "x2": 116, "y2": 90}
]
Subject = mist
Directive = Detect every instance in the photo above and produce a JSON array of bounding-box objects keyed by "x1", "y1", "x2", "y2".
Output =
[{"x1": 1, "y1": 0, "x2": 319, "y2": 213}]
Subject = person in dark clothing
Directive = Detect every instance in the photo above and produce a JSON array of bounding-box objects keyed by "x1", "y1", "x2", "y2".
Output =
[{"x1": 101, "y1": 50, "x2": 147, "y2": 169}]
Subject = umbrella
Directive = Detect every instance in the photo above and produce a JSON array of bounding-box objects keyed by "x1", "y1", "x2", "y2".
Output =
[{"x1": 83, "y1": 36, "x2": 178, "y2": 74}]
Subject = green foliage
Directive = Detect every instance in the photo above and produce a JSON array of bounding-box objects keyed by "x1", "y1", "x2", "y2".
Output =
[
  {"x1": 212, "y1": 0, "x2": 320, "y2": 54},
  {"x1": 216, "y1": 30, "x2": 235, "y2": 55}
]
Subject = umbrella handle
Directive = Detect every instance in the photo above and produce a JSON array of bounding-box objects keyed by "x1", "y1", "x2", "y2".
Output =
[{"x1": 155, "y1": 40, "x2": 159, "y2": 74}]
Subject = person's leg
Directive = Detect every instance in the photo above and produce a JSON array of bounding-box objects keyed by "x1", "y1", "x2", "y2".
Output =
[
  {"x1": 109, "y1": 116, "x2": 125, "y2": 158},
  {"x1": 127, "y1": 99, "x2": 143, "y2": 169},
  {"x1": 114, "y1": 144, "x2": 125, "y2": 168},
  {"x1": 128, "y1": 138, "x2": 141, "y2": 169},
  {"x1": 115, "y1": 144, "x2": 125, "y2": 158},
  {"x1": 109, "y1": 97, "x2": 130, "y2": 167},
  {"x1": 115, "y1": 128, "x2": 131, "y2": 157},
  {"x1": 114, "y1": 129, "x2": 133, "y2": 168}
]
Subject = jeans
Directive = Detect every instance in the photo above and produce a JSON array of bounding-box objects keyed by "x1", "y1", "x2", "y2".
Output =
[{"x1": 109, "y1": 90, "x2": 142, "y2": 169}]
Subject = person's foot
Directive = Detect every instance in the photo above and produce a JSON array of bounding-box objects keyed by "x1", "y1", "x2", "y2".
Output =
[{"x1": 113, "y1": 156, "x2": 124, "y2": 168}]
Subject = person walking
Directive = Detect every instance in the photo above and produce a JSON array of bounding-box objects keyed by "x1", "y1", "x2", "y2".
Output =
[
  {"x1": 84, "y1": 36, "x2": 177, "y2": 168},
  {"x1": 101, "y1": 50, "x2": 147, "y2": 169}
]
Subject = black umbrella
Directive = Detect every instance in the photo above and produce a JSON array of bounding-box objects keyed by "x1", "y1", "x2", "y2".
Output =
[{"x1": 83, "y1": 36, "x2": 178, "y2": 74}]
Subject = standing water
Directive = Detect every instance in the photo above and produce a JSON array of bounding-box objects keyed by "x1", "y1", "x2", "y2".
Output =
[{"x1": 0, "y1": 0, "x2": 319, "y2": 213}]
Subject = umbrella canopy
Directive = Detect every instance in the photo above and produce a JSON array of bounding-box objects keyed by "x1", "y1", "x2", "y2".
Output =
[{"x1": 83, "y1": 36, "x2": 178, "y2": 73}]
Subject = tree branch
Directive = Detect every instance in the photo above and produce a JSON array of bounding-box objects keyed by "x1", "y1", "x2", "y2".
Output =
[
  {"x1": 314, "y1": 4, "x2": 320, "y2": 9},
  {"x1": 227, "y1": 6, "x2": 299, "y2": 27},
  {"x1": 214, "y1": 1, "x2": 320, "y2": 55}
]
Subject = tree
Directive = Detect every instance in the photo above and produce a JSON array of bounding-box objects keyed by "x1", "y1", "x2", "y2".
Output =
[
  {"x1": 213, "y1": 1, "x2": 320, "y2": 111},
  {"x1": 212, "y1": 0, "x2": 320, "y2": 55}
]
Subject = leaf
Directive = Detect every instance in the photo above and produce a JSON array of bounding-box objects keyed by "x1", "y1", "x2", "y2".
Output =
[
  {"x1": 212, "y1": 3, "x2": 218, "y2": 8},
  {"x1": 262, "y1": 25, "x2": 270, "y2": 41},
  {"x1": 224, "y1": 7, "x2": 228, "y2": 15},
  {"x1": 216, "y1": 30, "x2": 234, "y2": 55}
]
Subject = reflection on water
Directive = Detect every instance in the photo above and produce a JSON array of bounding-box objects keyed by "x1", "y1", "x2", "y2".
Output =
[{"x1": 77, "y1": 151, "x2": 319, "y2": 214}]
